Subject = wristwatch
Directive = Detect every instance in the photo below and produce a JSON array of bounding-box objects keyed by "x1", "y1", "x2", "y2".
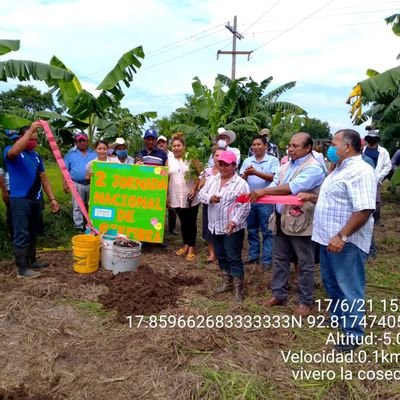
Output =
[{"x1": 338, "y1": 232, "x2": 348, "y2": 242}]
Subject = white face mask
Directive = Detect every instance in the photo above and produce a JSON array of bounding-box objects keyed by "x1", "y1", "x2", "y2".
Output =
[{"x1": 217, "y1": 139, "x2": 228, "y2": 149}]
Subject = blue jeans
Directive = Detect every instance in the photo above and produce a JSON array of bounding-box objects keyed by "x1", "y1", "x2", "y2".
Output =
[
  {"x1": 247, "y1": 203, "x2": 273, "y2": 264},
  {"x1": 212, "y1": 229, "x2": 245, "y2": 278},
  {"x1": 10, "y1": 198, "x2": 42, "y2": 248},
  {"x1": 319, "y1": 243, "x2": 367, "y2": 338}
]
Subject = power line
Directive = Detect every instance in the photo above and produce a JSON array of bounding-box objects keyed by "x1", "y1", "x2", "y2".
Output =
[
  {"x1": 252, "y1": 0, "x2": 336, "y2": 52},
  {"x1": 248, "y1": 19, "x2": 385, "y2": 35},
  {"x1": 241, "y1": 1, "x2": 280, "y2": 35},
  {"x1": 146, "y1": 24, "x2": 225, "y2": 57},
  {"x1": 142, "y1": 38, "x2": 231, "y2": 72},
  {"x1": 240, "y1": 6, "x2": 398, "y2": 27},
  {"x1": 80, "y1": 23, "x2": 226, "y2": 81},
  {"x1": 218, "y1": 2, "x2": 280, "y2": 53}
]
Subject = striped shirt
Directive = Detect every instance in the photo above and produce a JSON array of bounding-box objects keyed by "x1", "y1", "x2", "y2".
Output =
[
  {"x1": 137, "y1": 148, "x2": 168, "y2": 166},
  {"x1": 312, "y1": 155, "x2": 377, "y2": 253},
  {"x1": 198, "y1": 173, "x2": 251, "y2": 235}
]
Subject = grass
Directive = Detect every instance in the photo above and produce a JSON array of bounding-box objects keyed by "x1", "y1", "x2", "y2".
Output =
[
  {"x1": 70, "y1": 300, "x2": 114, "y2": 318},
  {"x1": 0, "y1": 162, "x2": 77, "y2": 258},
  {"x1": 1, "y1": 170, "x2": 400, "y2": 399},
  {"x1": 195, "y1": 366, "x2": 275, "y2": 399}
]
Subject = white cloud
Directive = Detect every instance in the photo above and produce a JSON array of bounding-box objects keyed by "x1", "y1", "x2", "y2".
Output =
[{"x1": 1, "y1": 0, "x2": 399, "y2": 129}]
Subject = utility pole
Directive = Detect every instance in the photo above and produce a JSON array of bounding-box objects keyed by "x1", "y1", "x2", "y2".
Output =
[{"x1": 217, "y1": 16, "x2": 252, "y2": 80}]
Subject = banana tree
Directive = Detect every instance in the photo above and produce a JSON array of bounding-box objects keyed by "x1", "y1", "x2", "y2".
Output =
[
  {"x1": 0, "y1": 39, "x2": 73, "y2": 83},
  {"x1": 170, "y1": 74, "x2": 306, "y2": 162},
  {"x1": 0, "y1": 39, "x2": 74, "y2": 151},
  {"x1": 347, "y1": 13, "x2": 400, "y2": 149},
  {"x1": 45, "y1": 46, "x2": 152, "y2": 142}
]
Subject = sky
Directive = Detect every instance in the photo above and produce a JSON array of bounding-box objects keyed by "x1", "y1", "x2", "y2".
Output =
[{"x1": 1, "y1": 0, "x2": 399, "y2": 135}]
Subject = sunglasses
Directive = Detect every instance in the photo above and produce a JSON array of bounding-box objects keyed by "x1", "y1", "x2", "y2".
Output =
[{"x1": 77, "y1": 139, "x2": 87, "y2": 143}]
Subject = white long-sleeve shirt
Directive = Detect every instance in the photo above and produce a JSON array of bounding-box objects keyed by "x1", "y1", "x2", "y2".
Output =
[
  {"x1": 363, "y1": 145, "x2": 392, "y2": 184},
  {"x1": 198, "y1": 172, "x2": 250, "y2": 235}
]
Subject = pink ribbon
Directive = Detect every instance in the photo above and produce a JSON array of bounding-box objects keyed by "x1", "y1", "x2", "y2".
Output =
[
  {"x1": 39, "y1": 120, "x2": 97, "y2": 234},
  {"x1": 235, "y1": 194, "x2": 304, "y2": 205}
]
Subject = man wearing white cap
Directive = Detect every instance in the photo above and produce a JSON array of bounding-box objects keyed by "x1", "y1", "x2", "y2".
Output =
[
  {"x1": 156, "y1": 135, "x2": 173, "y2": 160},
  {"x1": 111, "y1": 137, "x2": 135, "y2": 165}
]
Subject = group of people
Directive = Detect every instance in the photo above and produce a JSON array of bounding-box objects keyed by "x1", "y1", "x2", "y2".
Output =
[{"x1": 1, "y1": 121, "x2": 395, "y2": 353}]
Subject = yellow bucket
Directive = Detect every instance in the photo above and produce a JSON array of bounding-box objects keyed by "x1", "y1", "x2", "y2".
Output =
[{"x1": 72, "y1": 234, "x2": 100, "y2": 274}]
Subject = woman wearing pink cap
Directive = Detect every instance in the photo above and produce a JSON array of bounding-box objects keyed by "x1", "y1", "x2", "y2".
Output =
[{"x1": 198, "y1": 150, "x2": 251, "y2": 302}]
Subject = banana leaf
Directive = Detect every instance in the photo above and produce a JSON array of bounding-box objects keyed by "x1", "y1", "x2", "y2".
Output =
[
  {"x1": 47, "y1": 56, "x2": 82, "y2": 109},
  {"x1": 0, "y1": 40, "x2": 20, "y2": 56},
  {"x1": 0, "y1": 59, "x2": 73, "y2": 82},
  {"x1": 96, "y1": 46, "x2": 144, "y2": 99}
]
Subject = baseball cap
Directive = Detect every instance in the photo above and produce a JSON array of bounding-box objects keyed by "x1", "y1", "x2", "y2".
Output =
[
  {"x1": 75, "y1": 133, "x2": 88, "y2": 141},
  {"x1": 365, "y1": 130, "x2": 379, "y2": 138},
  {"x1": 157, "y1": 135, "x2": 168, "y2": 142},
  {"x1": 217, "y1": 150, "x2": 236, "y2": 164},
  {"x1": 5, "y1": 129, "x2": 19, "y2": 141},
  {"x1": 144, "y1": 129, "x2": 158, "y2": 139}
]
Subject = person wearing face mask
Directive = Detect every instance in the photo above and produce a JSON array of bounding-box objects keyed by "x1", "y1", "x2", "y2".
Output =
[
  {"x1": 111, "y1": 137, "x2": 135, "y2": 165},
  {"x1": 361, "y1": 130, "x2": 391, "y2": 226},
  {"x1": 300, "y1": 129, "x2": 377, "y2": 352},
  {"x1": 4, "y1": 122, "x2": 60, "y2": 278},
  {"x1": 207, "y1": 127, "x2": 241, "y2": 167}
]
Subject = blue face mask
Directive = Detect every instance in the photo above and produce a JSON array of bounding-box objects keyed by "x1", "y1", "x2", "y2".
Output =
[
  {"x1": 327, "y1": 146, "x2": 339, "y2": 163},
  {"x1": 116, "y1": 149, "x2": 128, "y2": 158}
]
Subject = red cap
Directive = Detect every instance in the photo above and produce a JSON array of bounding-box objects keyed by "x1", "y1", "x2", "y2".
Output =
[{"x1": 76, "y1": 134, "x2": 88, "y2": 141}]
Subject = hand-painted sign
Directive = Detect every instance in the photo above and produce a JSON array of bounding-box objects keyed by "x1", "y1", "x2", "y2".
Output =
[{"x1": 89, "y1": 162, "x2": 168, "y2": 243}]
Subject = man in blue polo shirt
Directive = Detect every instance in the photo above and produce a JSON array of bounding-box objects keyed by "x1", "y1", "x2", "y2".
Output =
[
  {"x1": 240, "y1": 135, "x2": 279, "y2": 271},
  {"x1": 5, "y1": 121, "x2": 60, "y2": 278},
  {"x1": 63, "y1": 132, "x2": 96, "y2": 231},
  {"x1": 136, "y1": 129, "x2": 168, "y2": 166}
]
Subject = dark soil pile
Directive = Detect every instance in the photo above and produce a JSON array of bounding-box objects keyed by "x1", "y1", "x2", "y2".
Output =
[
  {"x1": 99, "y1": 264, "x2": 202, "y2": 321},
  {"x1": 0, "y1": 386, "x2": 53, "y2": 400}
]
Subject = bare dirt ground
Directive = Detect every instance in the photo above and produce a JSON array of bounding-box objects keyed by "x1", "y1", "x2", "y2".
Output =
[{"x1": 0, "y1": 196, "x2": 399, "y2": 400}]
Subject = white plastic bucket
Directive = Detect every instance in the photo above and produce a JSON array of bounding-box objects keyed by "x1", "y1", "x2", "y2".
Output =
[
  {"x1": 112, "y1": 239, "x2": 142, "y2": 275},
  {"x1": 101, "y1": 234, "x2": 115, "y2": 270}
]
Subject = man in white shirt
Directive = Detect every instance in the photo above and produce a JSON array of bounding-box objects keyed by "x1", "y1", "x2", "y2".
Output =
[
  {"x1": 208, "y1": 127, "x2": 241, "y2": 167},
  {"x1": 362, "y1": 130, "x2": 391, "y2": 225},
  {"x1": 305, "y1": 129, "x2": 377, "y2": 352}
]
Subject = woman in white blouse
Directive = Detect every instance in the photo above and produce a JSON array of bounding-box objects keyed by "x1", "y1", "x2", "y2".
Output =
[
  {"x1": 168, "y1": 133, "x2": 200, "y2": 262},
  {"x1": 85, "y1": 140, "x2": 114, "y2": 180}
]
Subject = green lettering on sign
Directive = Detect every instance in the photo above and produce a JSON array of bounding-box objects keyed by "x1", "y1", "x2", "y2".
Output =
[{"x1": 89, "y1": 162, "x2": 168, "y2": 243}]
